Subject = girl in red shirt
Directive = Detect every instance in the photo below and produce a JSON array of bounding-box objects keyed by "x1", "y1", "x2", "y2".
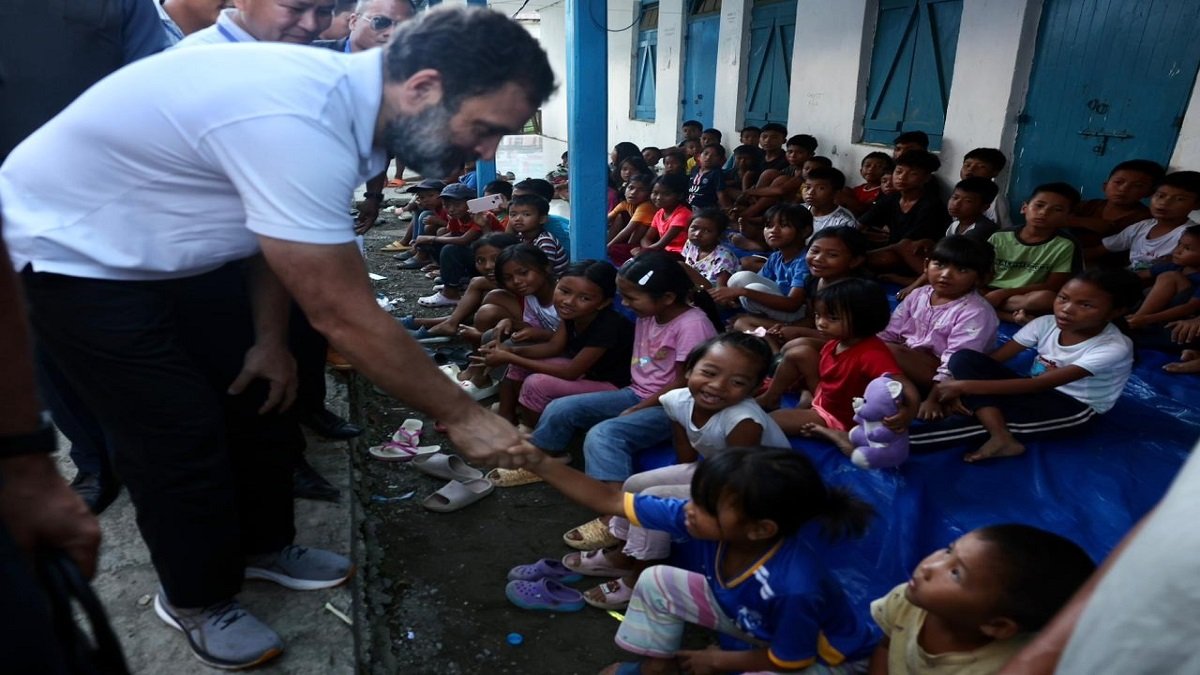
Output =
[{"x1": 769, "y1": 279, "x2": 919, "y2": 451}]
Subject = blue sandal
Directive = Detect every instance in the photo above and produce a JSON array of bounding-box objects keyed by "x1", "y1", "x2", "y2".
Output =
[{"x1": 504, "y1": 578, "x2": 584, "y2": 612}]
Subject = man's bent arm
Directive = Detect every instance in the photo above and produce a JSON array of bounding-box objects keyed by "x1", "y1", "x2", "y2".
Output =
[{"x1": 258, "y1": 237, "x2": 528, "y2": 465}]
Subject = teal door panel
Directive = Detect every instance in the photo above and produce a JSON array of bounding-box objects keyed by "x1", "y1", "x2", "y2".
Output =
[
  {"x1": 743, "y1": 0, "x2": 796, "y2": 128},
  {"x1": 682, "y1": 13, "x2": 720, "y2": 123},
  {"x1": 1010, "y1": 0, "x2": 1200, "y2": 217}
]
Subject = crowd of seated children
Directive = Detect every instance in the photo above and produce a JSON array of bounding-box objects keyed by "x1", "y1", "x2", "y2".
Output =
[{"x1": 378, "y1": 121, "x2": 1200, "y2": 673}]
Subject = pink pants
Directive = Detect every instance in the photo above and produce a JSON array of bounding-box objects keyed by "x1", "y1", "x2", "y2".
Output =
[
  {"x1": 608, "y1": 463, "x2": 697, "y2": 560},
  {"x1": 510, "y1": 359, "x2": 619, "y2": 413}
]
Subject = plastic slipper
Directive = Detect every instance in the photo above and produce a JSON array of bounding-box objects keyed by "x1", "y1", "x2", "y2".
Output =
[
  {"x1": 583, "y1": 578, "x2": 634, "y2": 610},
  {"x1": 486, "y1": 467, "x2": 544, "y2": 487},
  {"x1": 380, "y1": 240, "x2": 410, "y2": 253},
  {"x1": 413, "y1": 330, "x2": 452, "y2": 345},
  {"x1": 504, "y1": 578, "x2": 585, "y2": 612},
  {"x1": 421, "y1": 478, "x2": 494, "y2": 513},
  {"x1": 561, "y1": 548, "x2": 627, "y2": 578},
  {"x1": 439, "y1": 363, "x2": 462, "y2": 380},
  {"x1": 507, "y1": 558, "x2": 582, "y2": 583},
  {"x1": 418, "y1": 292, "x2": 459, "y2": 308},
  {"x1": 459, "y1": 379, "x2": 499, "y2": 401},
  {"x1": 410, "y1": 453, "x2": 484, "y2": 481},
  {"x1": 420, "y1": 263, "x2": 439, "y2": 273},
  {"x1": 391, "y1": 418, "x2": 424, "y2": 446},
  {"x1": 368, "y1": 441, "x2": 440, "y2": 463},
  {"x1": 425, "y1": 270, "x2": 441, "y2": 280},
  {"x1": 563, "y1": 517, "x2": 622, "y2": 551},
  {"x1": 396, "y1": 314, "x2": 420, "y2": 330}
]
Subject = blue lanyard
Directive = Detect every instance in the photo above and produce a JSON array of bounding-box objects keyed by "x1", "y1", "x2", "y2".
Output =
[
  {"x1": 216, "y1": 23, "x2": 243, "y2": 43},
  {"x1": 343, "y1": 39, "x2": 352, "y2": 53}
]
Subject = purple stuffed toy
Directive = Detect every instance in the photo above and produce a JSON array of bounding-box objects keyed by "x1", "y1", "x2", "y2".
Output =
[{"x1": 848, "y1": 374, "x2": 909, "y2": 469}]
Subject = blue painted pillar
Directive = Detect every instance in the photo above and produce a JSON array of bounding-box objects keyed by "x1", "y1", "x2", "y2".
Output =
[
  {"x1": 566, "y1": 0, "x2": 608, "y2": 261},
  {"x1": 466, "y1": 0, "x2": 496, "y2": 195}
]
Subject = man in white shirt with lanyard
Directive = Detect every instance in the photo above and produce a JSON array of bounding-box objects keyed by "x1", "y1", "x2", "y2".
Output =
[{"x1": 1, "y1": 7, "x2": 554, "y2": 669}]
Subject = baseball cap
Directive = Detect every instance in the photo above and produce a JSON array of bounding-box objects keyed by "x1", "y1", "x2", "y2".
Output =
[
  {"x1": 440, "y1": 183, "x2": 476, "y2": 201},
  {"x1": 404, "y1": 179, "x2": 447, "y2": 193}
]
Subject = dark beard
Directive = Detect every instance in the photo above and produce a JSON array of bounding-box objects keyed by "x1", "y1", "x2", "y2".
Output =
[{"x1": 384, "y1": 103, "x2": 472, "y2": 180}]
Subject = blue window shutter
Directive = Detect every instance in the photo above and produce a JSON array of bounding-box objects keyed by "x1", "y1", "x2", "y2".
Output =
[
  {"x1": 634, "y1": 4, "x2": 659, "y2": 121},
  {"x1": 743, "y1": 1, "x2": 797, "y2": 128},
  {"x1": 862, "y1": 0, "x2": 961, "y2": 149}
]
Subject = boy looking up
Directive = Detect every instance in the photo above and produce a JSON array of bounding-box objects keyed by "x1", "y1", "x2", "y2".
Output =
[
  {"x1": 758, "y1": 122, "x2": 789, "y2": 173},
  {"x1": 946, "y1": 177, "x2": 999, "y2": 242},
  {"x1": 1093, "y1": 170, "x2": 1200, "y2": 275},
  {"x1": 870, "y1": 524, "x2": 1095, "y2": 675},
  {"x1": 960, "y1": 147, "x2": 1009, "y2": 227},
  {"x1": 804, "y1": 167, "x2": 858, "y2": 235},
  {"x1": 862, "y1": 150, "x2": 951, "y2": 279},
  {"x1": 985, "y1": 182, "x2": 1080, "y2": 322},
  {"x1": 892, "y1": 130, "x2": 930, "y2": 159},
  {"x1": 687, "y1": 143, "x2": 726, "y2": 209},
  {"x1": 508, "y1": 193, "x2": 568, "y2": 277},
  {"x1": 1067, "y1": 160, "x2": 1161, "y2": 250}
]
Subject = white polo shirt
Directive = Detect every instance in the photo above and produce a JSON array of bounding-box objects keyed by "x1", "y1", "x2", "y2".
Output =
[
  {"x1": 174, "y1": 7, "x2": 256, "y2": 47},
  {"x1": 0, "y1": 44, "x2": 387, "y2": 280}
]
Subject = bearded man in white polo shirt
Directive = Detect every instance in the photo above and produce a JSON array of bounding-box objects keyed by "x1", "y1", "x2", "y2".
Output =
[{"x1": 0, "y1": 7, "x2": 554, "y2": 669}]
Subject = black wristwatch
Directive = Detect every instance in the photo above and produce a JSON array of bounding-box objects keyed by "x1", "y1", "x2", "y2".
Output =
[
  {"x1": 363, "y1": 192, "x2": 385, "y2": 201},
  {"x1": 0, "y1": 413, "x2": 56, "y2": 458}
]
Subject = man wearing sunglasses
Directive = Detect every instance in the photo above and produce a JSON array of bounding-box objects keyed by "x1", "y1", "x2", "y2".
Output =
[{"x1": 314, "y1": 0, "x2": 414, "y2": 53}]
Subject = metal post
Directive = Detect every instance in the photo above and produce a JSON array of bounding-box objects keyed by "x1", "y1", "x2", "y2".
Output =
[
  {"x1": 466, "y1": 0, "x2": 497, "y2": 195},
  {"x1": 565, "y1": 0, "x2": 609, "y2": 261}
]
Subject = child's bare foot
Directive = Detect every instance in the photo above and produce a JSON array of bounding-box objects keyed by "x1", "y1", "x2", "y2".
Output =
[
  {"x1": 1163, "y1": 349, "x2": 1200, "y2": 374},
  {"x1": 799, "y1": 423, "x2": 854, "y2": 456},
  {"x1": 426, "y1": 320, "x2": 459, "y2": 337},
  {"x1": 458, "y1": 325, "x2": 483, "y2": 345},
  {"x1": 964, "y1": 435, "x2": 1026, "y2": 462}
]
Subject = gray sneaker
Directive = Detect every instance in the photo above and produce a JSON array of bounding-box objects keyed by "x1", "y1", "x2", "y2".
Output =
[
  {"x1": 154, "y1": 594, "x2": 283, "y2": 670},
  {"x1": 245, "y1": 545, "x2": 355, "y2": 591}
]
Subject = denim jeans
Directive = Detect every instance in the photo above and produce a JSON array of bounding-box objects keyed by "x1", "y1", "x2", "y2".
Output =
[{"x1": 530, "y1": 388, "x2": 672, "y2": 481}]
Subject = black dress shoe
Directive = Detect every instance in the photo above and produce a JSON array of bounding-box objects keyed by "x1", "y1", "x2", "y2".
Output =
[
  {"x1": 293, "y1": 457, "x2": 340, "y2": 503},
  {"x1": 300, "y1": 408, "x2": 363, "y2": 440},
  {"x1": 69, "y1": 471, "x2": 121, "y2": 515}
]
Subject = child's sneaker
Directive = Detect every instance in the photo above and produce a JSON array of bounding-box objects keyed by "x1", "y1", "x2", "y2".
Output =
[
  {"x1": 244, "y1": 545, "x2": 354, "y2": 591},
  {"x1": 154, "y1": 594, "x2": 283, "y2": 670}
]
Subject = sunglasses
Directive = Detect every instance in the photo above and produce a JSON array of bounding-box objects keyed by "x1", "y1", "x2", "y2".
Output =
[{"x1": 365, "y1": 15, "x2": 395, "y2": 31}]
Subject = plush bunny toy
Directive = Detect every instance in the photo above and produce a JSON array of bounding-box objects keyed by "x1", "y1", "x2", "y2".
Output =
[{"x1": 848, "y1": 374, "x2": 909, "y2": 469}]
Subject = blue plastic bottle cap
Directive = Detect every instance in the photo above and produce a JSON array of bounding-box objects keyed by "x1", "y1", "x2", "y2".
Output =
[{"x1": 506, "y1": 632, "x2": 523, "y2": 646}]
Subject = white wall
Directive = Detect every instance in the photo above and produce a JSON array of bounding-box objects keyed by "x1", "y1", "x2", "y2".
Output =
[
  {"x1": 711, "y1": 0, "x2": 752, "y2": 137},
  {"x1": 606, "y1": 0, "x2": 685, "y2": 150},
  {"x1": 787, "y1": 0, "x2": 1040, "y2": 198}
]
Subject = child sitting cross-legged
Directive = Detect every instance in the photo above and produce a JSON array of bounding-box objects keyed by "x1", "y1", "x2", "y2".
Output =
[
  {"x1": 402, "y1": 233, "x2": 518, "y2": 339},
  {"x1": 984, "y1": 182, "x2": 1081, "y2": 324},
  {"x1": 870, "y1": 524, "x2": 1096, "y2": 675},
  {"x1": 507, "y1": 194, "x2": 568, "y2": 278},
  {"x1": 803, "y1": 167, "x2": 858, "y2": 236},
  {"x1": 861, "y1": 149, "x2": 950, "y2": 274},
  {"x1": 1091, "y1": 170, "x2": 1200, "y2": 277},
  {"x1": 1124, "y1": 225, "x2": 1200, "y2": 352},
  {"x1": 766, "y1": 279, "x2": 920, "y2": 447},
  {"x1": 521, "y1": 446, "x2": 878, "y2": 675},
  {"x1": 680, "y1": 208, "x2": 740, "y2": 289},
  {"x1": 1067, "y1": 159, "x2": 1162, "y2": 252},
  {"x1": 560, "y1": 333, "x2": 789, "y2": 610},
  {"x1": 608, "y1": 173, "x2": 657, "y2": 265},
  {"x1": 472, "y1": 260, "x2": 633, "y2": 430},
  {"x1": 711, "y1": 203, "x2": 812, "y2": 341},
  {"x1": 910, "y1": 268, "x2": 1142, "y2": 462},
  {"x1": 455, "y1": 245, "x2": 559, "y2": 398},
  {"x1": 880, "y1": 236, "x2": 999, "y2": 419}
]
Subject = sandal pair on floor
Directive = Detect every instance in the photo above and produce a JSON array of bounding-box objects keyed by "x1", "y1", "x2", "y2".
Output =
[{"x1": 504, "y1": 554, "x2": 633, "y2": 611}]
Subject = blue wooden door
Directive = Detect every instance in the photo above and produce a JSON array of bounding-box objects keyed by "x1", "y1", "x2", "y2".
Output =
[
  {"x1": 682, "y1": 0, "x2": 721, "y2": 124},
  {"x1": 1010, "y1": 0, "x2": 1200, "y2": 217},
  {"x1": 743, "y1": 0, "x2": 796, "y2": 128}
]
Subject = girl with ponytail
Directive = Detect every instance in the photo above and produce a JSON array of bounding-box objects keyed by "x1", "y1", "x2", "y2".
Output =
[{"x1": 518, "y1": 446, "x2": 878, "y2": 674}]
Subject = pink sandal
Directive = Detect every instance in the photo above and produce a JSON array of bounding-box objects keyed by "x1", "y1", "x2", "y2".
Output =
[
  {"x1": 583, "y1": 577, "x2": 634, "y2": 610},
  {"x1": 561, "y1": 548, "x2": 629, "y2": 578}
]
